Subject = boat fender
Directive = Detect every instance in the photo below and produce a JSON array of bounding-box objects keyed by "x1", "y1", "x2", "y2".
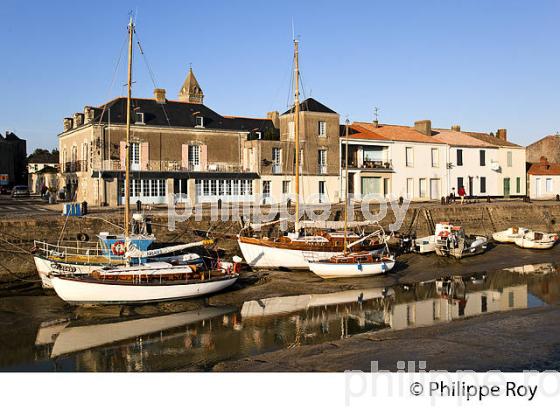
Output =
[
  {"x1": 77, "y1": 233, "x2": 90, "y2": 242},
  {"x1": 111, "y1": 241, "x2": 126, "y2": 256},
  {"x1": 233, "y1": 262, "x2": 241, "y2": 274}
]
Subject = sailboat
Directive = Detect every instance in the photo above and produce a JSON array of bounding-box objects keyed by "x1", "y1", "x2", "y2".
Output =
[
  {"x1": 306, "y1": 121, "x2": 395, "y2": 279},
  {"x1": 237, "y1": 38, "x2": 379, "y2": 269},
  {"x1": 49, "y1": 18, "x2": 239, "y2": 305}
]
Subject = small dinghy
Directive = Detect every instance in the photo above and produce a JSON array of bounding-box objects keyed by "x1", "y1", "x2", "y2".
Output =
[
  {"x1": 492, "y1": 227, "x2": 530, "y2": 243},
  {"x1": 514, "y1": 231, "x2": 557, "y2": 250},
  {"x1": 413, "y1": 235, "x2": 437, "y2": 254},
  {"x1": 49, "y1": 261, "x2": 239, "y2": 305}
]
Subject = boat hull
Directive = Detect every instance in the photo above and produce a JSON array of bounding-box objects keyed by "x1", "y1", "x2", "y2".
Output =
[
  {"x1": 514, "y1": 238, "x2": 556, "y2": 249},
  {"x1": 50, "y1": 276, "x2": 238, "y2": 305},
  {"x1": 34, "y1": 256, "x2": 101, "y2": 289},
  {"x1": 308, "y1": 259, "x2": 395, "y2": 279},
  {"x1": 238, "y1": 240, "x2": 340, "y2": 269}
]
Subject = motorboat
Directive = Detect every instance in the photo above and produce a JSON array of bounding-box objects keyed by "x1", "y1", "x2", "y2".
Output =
[{"x1": 434, "y1": 222, "x2": 488, "y2": 259}]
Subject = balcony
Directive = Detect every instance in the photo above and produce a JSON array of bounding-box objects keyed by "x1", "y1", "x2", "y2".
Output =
[
  {"x1": 318, "y1": 164, "x2": 328, "y2": 175},
  {"x1": 95, "y1": 160, "x2": 243, "y2": 173},
  {"x1": 63, "y1": 160, "x2": 88, "y2": 173},
  {"x1": 341, "y1": 159, "x2": 393, "y2": 171}
]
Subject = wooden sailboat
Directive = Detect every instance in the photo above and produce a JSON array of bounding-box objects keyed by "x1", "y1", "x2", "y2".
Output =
[
  {"x1": 49, "y1": 18, "x2": 238, "y2": 305},
  {"x1": 307, "y1": 121, "x2": 395, "y2": 279},
  {"x1": 237, "y1": 39, "x2": 379, "y2": 269}
]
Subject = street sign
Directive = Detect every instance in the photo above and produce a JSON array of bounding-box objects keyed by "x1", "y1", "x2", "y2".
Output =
[{"x1": 0, "y1": 174, "x2": 9, "y2": 186}]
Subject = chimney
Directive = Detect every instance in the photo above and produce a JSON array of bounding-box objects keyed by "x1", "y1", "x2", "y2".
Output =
[
  {"x1": 73, "y1": 113, "x2": 84, "y2": 128},
  {"x1": 372, "y1": 120, "x2": 379, "y2": 128},
  {"x1": 63, "y1": 117, "x2": 74, "y2": 132},
  {"x1": 414, "y1": 120, "x2": 432, "y2": 136},
  {"x1": 496, "y1": 128, "x2": 507, "y2": 141},
  {"x1": 451, "y1": 125, "x2": 461, "y2": 132},
  {"x1": 154, "y1": 88, "x2": 167, "y2": 104},
  {"x1": 267, "y1": 111, "x2": 279, "y2": 128},
  {"x1": 84, "y1": 106, "x2": 94, "y2": 123}
]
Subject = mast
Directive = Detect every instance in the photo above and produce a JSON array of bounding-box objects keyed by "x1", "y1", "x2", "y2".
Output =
[
  {"x1": 343, "y1": 119, "x2": 349, "y2": 253},
  {"x1": 124, "y1": 16, "x2": 134, "y2": 239},
  {"x1": 294, "y1": 39, "x2": 301, "y2": 233}
]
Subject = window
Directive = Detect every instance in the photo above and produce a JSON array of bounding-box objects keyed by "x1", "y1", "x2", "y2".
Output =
[
  {"x1": 263, "y1": 181, "x2": 271, "y2": 198},
  {"x1": 419, "y1": 178, "x2": 426, "y2": 198},
  {"x1": 288, "y1": 121, "x2": 295, "y2": 139},
  {"x1": 254, "y1": 131, "x2": 262, "y2": 140},
  {"x1": 195, "y1": 116, "x2": 204, "y2": 127},
  {"x1": 480, "y1": 177, "x2": 486, "y2": 194},
  {"x1": 406, "y1": 178, "x2": 413, "y2": 198},
  {"x1": 131, "y1": 143, "x2": 140, "y2": 170},
  {"x1": 361, "y1": 177, "x2": 382, "y2": 195},
  {"x1": 405, "y1": 147, "x2": 414, "y2": 167},
  {"x1": 159, "y1": 179, "x2": 166, "y2": 196},
  {"x1": 318, "y1": 181, "x2": 326, "y2": 202},
  {"x1": 546, "y1": 178, "x2": 553, "y2": 193},
  {"x1": 481, "y1": 295, "x2": 488, "y2": 313},
  {"x1": 188, "y1": 145, "x2": 200, "y2": 167},
  {"x1": 282, "y1": 180, "x2": 290, "y2": 194},
  {"x1": 507, "y1": 151, "x2": 513, "y2": 167},
  {"x1": 431, "y1": 148, "x2": 439, "y2": 167},
  {"x1": 516, "y1": 177, "x2": 521, "y2": 193},
  {"x1": 135, "y1": 112, "x2": 145, "y2": 124},
  {"x1": 272, "y1": 148, "x2": 281, "y2": 174},
  {"x1": 318, "y1": 149, "x2": 327, "y2": 174},
  {"x1": 457, "y1": 177, "x2": 464, "y2": 191},
  {"x1": 457, "y1": 149, "x2": 463, "y2": 166},
  {"x1": 479, "y1": 150, "x2": 486, "y2": 166},
  {"x1": 318, "y1": 121, "x2": 326, "y2": 137},
  {"x1": 195, "y1": 180, "x2": 202, "y2": 196}
]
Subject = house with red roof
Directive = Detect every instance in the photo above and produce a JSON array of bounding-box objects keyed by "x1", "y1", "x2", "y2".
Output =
[{"x1": 527, "y1": 157, "x2": 560, "y2": 199}]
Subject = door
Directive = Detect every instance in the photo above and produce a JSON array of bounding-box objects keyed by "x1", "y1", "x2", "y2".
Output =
[
  {"x1": 503, "y1": 178, "x2": 510, "y2": 198},
  {"x1": 535, "y1": 178, "x2": 541, "y2": 198},
  {"x1": 406, "y1": 178, "x2": 413, "y2": 199},
  {"x1": 468, "y1": 176, "x2": 473, "y2": 197}
]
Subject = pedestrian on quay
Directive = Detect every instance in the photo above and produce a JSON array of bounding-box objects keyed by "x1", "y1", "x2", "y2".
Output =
[
  {"x1": 458, "y1": 185, "x2": 466, "y2": 204},
  {"x1": 449, "y1": 187, "x2": 456, "y2": 204}
]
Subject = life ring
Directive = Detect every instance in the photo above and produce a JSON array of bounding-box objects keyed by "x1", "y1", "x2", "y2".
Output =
[
  {"x1": 111, "y1": 241, "x2": 126, "y2": 256},
  {"x1": 77, "y1": 233, "x2": 89, "y2": 242}
]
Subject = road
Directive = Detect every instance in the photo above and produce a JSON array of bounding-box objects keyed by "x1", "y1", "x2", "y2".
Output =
[{"x1": 0, "y1": 195, "x2": 59, "y2": 217}]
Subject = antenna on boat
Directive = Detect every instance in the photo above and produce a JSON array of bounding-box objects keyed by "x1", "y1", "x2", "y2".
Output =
[{"x1": 124, "y1": 15, "x2": 134, "y2": 243}]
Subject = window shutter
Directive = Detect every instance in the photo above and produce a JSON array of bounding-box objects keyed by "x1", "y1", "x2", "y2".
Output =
[
  {"x1": 181, "y1": 144, "x2": 189, "y2": 169},
  {"x1": 119, "y1": 141, "x2": 127, "y2": 170},
  {"x1": 200, "y1": 144, "x2": 208, "y2": 171},
  {"x1": 140, "y1": 142, "x2": 149, "y2": 170}
]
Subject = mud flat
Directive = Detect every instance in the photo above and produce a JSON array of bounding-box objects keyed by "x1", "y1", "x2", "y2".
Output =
[{"x1": 213, "y1": 305, "x2": 560, "y2": 372}]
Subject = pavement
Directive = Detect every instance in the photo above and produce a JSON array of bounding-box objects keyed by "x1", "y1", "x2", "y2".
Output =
[{"x1": 0, "y1": 195, "x2": 60, "y2": 217}]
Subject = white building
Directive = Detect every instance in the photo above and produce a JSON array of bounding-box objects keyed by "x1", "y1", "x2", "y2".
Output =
[
  {"x1": 341, "y1": 121, "x2": 526, "y2": 201},
  {"x1": 527, "y1": 157, "x2": 560, "y2": 200}
]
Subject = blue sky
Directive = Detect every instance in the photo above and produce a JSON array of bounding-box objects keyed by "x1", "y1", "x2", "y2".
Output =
[{"x1": 1, "y1": 0, "x2": 559, "y2": 150}]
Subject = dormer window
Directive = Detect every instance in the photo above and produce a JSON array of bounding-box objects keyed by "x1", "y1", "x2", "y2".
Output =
[
  {"x1": 135, "y1": 112, "x2": 145, "y2": 125},
  {"x1": 255, "y1": 131, "x2": 262, "y2": 140},
  {"x1": 195, "y1": 116, "x2": 204, "y2": 128}
]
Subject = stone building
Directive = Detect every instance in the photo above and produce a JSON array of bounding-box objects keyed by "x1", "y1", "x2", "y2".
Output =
[
  {"x1": 243, "y1": 98, "x2": 341, "y2": 204},
  {"x1": 526, "y1": 134, "x2": 560, "y2": 164},
  {"x1": 27, "y1": 150, "x2": 59, "y2": 194},
  {"x1": 0, "y1": 131, "x2": 27, "y2": 186},
  {"x1": 58, "y1": 69, "x2": 277, "y2": 206}
]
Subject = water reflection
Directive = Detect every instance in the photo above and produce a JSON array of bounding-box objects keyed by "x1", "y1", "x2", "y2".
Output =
[{"x1": 5, "y1": 263, "x2": 560, "y2": 371}]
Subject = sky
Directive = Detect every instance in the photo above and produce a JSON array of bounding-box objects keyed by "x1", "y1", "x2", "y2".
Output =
[{"x1": 1, "y1": 0, "x2": 559, "y2": 151}]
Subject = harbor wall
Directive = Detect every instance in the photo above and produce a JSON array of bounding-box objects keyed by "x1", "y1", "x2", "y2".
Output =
[{"x1": 1, "y1": 202, "x2": 559, "y2": 280}]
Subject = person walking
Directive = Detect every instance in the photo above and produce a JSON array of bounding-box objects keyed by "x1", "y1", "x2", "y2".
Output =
[{"x1": 458, "y1": 185, "x2": 466, "y2": 204}]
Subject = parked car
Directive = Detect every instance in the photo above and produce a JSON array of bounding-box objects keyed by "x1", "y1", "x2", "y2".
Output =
[
  {"x1": 11, "y1": 185, "x2": 30, "y2": 198},
  {"x1": 0, "y1": 186, "x2": 11, "y2": 195}
]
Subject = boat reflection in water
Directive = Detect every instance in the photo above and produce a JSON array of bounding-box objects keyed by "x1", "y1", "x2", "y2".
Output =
[{"x1": 32, "y1": 266, "x2": 559, "y2": 371}]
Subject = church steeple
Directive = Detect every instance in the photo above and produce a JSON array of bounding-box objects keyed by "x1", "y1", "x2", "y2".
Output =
[{"x1": 178, "y1": 67, "x2": 204, "y2": 104}]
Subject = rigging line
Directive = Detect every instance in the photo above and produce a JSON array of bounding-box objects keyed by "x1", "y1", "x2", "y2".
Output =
[
  {"x1": 97, "y1": 31, "x2": 129, "y2": 127},
  {"x1": 135, "y1": 30, "x2": 172, "y2": 127}
]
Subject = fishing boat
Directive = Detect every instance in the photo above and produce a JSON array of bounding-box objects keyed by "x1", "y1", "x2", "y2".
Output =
[
  {"x1": 49, "y1": 17, "x2": 238, "y2": 305},
  {"x1": 492, "y1": 227, "x2": 530, "y2": 243},
  {"x1": 306, "y1": 122, "x2": 396, "y2": 279},
  {"x1": 514, "y1": 231, "x2": 557, "y2": 250},
  {"x1": 237, "y1": 38, "x2": 377, "y2": 269},
  {"x1": 434, "y1": 222, "x2": 488, "y2": 259}
]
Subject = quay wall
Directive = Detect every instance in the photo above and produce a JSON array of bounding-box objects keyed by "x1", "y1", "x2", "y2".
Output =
[{"x1": 1, "y1": 202, "x2": 559, "y2": 280}]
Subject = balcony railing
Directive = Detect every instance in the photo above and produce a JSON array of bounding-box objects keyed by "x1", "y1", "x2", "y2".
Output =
[
  {"x1": 94, "y1": 160, "x2": 244, "y2": 173},
  {"x1": 341, "y1": 160, "x2": 393, "y2": 170},
  {"x1": 63, "y1": 160, "x2": 88, "y2": 173},
  {"x1": 318, "y1": 165, "x2": 328, "y2": 174}
]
